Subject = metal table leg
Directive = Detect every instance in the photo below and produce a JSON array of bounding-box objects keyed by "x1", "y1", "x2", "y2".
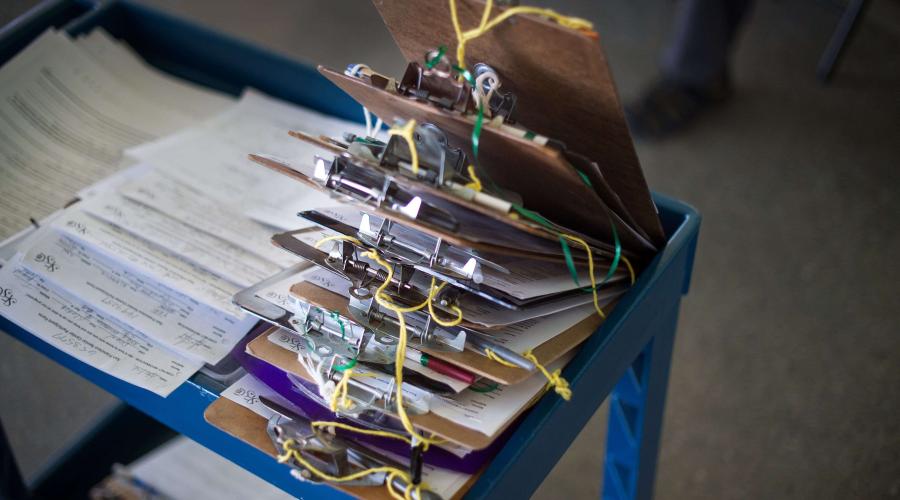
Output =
[{"x1": 603, "y1": 300, "x2": 680, "y2": 500}]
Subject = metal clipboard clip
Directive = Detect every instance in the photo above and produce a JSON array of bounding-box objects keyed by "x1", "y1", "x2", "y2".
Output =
[
  {"x1": 262, "y1": 396, "x2": 442, "y2": 500},
  {"x1": 286, "y1": 353, "x2": 433, "y2": 419},
  {"x1": 271, "y1": 230, "x2": 432, "y2": 308},
  {"x1": 347, "y1": 295, "x2": 466, "y2": 353},
  {"x1": 232, "y1": 264, "x2": 396, "y2": 365},
  {"x1": 280, "y1": 216, "x2": 523, "y2": 311},
  {"x1": 312, "y1": 154, "x2": 460, "y2": 233},
  {"x1": 289, "y1": 120, "x2": 515, "y2": 215}
]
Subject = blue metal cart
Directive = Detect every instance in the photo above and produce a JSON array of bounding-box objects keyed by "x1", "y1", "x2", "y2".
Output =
[{"x1": 0, "y1": 1, "x2": 701, "y2": 498}]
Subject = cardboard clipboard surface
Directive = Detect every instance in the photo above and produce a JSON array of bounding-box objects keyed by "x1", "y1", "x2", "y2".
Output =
[
  {"x1": 203, "y1": 398, "x2": 480, "y2": 500},
  {"x1": 289, "y1": 281, "x2": 607, "y2": 386},
  {"x1": 371, "y1": 0, "x2": 666, "y2": 248}
]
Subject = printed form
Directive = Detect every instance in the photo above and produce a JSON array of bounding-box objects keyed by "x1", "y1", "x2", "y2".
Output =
[
  {"x1": 0, "y1": 31, "x2": 197, "y2": 241},
  {"x1": 0, "y1": 260, "x2": 202, "y2": 396},
  {"x1": 126, "y1": 90, "x2": 362, "y2": 231},
  {"x1": 21, "y1": 228, "x2": 256, "y2": 365}
]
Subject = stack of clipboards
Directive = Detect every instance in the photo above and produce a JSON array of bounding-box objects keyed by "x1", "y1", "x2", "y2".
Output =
[{"x1": 205, "y1": 1, "x2": 664, "y2": 498}]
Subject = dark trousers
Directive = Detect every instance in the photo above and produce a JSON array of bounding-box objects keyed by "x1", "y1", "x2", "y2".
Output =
[{"x1": 661, "y1": 0, "x2": 754, "y2": 86}]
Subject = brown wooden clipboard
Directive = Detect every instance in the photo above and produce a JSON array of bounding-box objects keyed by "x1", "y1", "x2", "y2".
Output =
[
  {"x1": 370, "y1": 0, "x2": 666, "y2": 248},
  {"x1": 203, "y1": 397, "x2": 481, "y2": 500},
  {"x1": 317, "y1": 66, "x2": 656, "y2": 256},
  {"x1": 289, "y1": 280, "x2": 607, "y2": 386}
]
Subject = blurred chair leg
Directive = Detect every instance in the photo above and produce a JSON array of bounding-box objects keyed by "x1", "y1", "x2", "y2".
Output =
[
  {"x1": 817, "y1": 0, "x2": 870, "y2": 83},
  {"x1": 0, "y1": 419, "x2": 27, "y2": 500}
]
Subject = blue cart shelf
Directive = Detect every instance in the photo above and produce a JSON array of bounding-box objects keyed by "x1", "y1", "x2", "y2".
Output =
[{"x1": 0, "y1": 1, "x2": 701, "y2": 499}]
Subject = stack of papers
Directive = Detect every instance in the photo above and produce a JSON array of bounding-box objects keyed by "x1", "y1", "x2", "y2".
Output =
[{"x1": 0, "y1": 29, "x2": 361, "y2": 396}]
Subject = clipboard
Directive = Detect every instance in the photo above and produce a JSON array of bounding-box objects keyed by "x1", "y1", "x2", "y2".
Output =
[
  {"x1": 203, "y1": 397, "x2": 481, "y2": 500},
  {"x1": 371, "y1": 0, "x2": 666, "y2": 248},
  {"x1": 316, "y1": 66, "x2": 657, "y2": 257},
  {"x1": 249, "y1": 152, "x2": 640, "y2": 263},
  {"x1": 247, "y1": 331, "x2": 523, "y2": 450}
]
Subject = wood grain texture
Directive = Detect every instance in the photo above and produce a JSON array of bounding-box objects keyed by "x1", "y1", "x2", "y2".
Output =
[{"x1": 370, "y1": 0, "x2": 666, "y2": 247}]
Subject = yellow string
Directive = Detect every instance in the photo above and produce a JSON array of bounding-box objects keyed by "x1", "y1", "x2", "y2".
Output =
[
  {"x1": 449, "y1": 0, "x2": 594, "y2": 69},
  {"x1": 484, "y1": 348, "x2": 519, "y2": 368},
  {"x1": 388, "y1": 120, "x2": 420, "y2": 174},
  {"x1": 560, "y1": 233, "x2": 606, "y2": 319},
  {"x1": 363, "y1": 250, "x2": 445, "y2": 450},
  {"x1": 622, "y1": 255, "x2": 636, "y2": 285},
  {"x1": 329, "y1": 368, "x2": 355, "y2": 412},
  {"x1": 277, "y1": 439, "x2": 426, "y2": 500},
  {"x1": 464, "y1": 164, "x2": 483, "y2": 191},
  {"x1": 523, "y1": 350, "x2": 572, "y2": 401},
  {"x1": 426, "y1": 277, "x2": 464, "y2": 327}
]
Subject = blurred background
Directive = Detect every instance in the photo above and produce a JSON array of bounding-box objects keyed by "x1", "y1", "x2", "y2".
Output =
[{"x1": 0, "y1": 0, "x2": 898, "y2": 498}]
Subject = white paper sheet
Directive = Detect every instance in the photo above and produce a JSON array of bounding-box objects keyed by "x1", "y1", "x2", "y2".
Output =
[
  {"x1": 117, "y1": 169, "x2": 299, "y2": 269},
  {"x1": 126, "y1": 90, "x2": 361, "y2": 230},
  {"x1": 52, "y1": 209, "x2": 243, "y2": 317},
  {"x1": 79, "y1": 192, "x2": 281, "y2": 287},
  {"x1": 0, "y1": 31, "x2": 193, "y2": 241},
  {"x1": 21, "y1": 228, "x2": 255, "y2": 365},
  {"x1": 0, "y1": 259, "x2": 201, "y2": 396},
  {"x1": 223, "y1": 374, "x2": 471, "y2": 499},
  {"x1": 73, "y1": 29, "x2": 233, "y2": 120}
]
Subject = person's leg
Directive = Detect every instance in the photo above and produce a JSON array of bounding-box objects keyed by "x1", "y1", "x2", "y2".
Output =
[
  {"x1": 661, "y1": 0, "x2": 752, "y2": 86},
  {"x1": 626, "y1": 0, "x2": 753, "y2": 139}
]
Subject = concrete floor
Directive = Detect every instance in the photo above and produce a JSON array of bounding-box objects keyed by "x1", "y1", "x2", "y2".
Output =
[{"x1": 1, "y1": 0, "x2": 898, "y2": 498}]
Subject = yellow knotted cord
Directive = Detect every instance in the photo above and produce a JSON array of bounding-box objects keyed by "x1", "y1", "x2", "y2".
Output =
[
  {"x1": 464, "y1": 164, "x2": 483, "y2": 192},
  {"x1": 277, "y1": 439, "x2": 429, "y2": 500},
  {"x1": 426, "y1": 277, "x2": 464, "y2": 327},
  {"x1": 484, "y1": 348, "x2": 519, "y2": 368},
  {"x1": 449, "y1": 0, "x2": 594, "y2": 70},
  {"x1": 388, "y1": 119, "x2": 420, "y2": 175},
  {"x1": 523, "y1": 350, "x2": 572, "y2": 401},
  {"x1": 329, "y1": 368, "x2": 355, "y2": 412}
]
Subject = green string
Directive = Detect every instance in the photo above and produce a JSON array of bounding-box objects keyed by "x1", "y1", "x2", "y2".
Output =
[
  {"x1": 438, "y1": 50, "x2": 624, "y2": 290},
  {"x1": 334, "y1": 356, "x2": 358, "y2": 372},
  {"x1": 512, "y1": 203, "x2": 622, "y2": 292},
  {"x1": 425, "y1": 45, "x2": 447, "y2": 69},
  {"x1": 452, "y1": 65, "x2": 484, "y2": 160},
  {"x1": 329, "y1": 310, "x2": 346, "y2": 339},
  {"x1": 559, "y1": 235, "x2": 580, "y2": 286}
]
